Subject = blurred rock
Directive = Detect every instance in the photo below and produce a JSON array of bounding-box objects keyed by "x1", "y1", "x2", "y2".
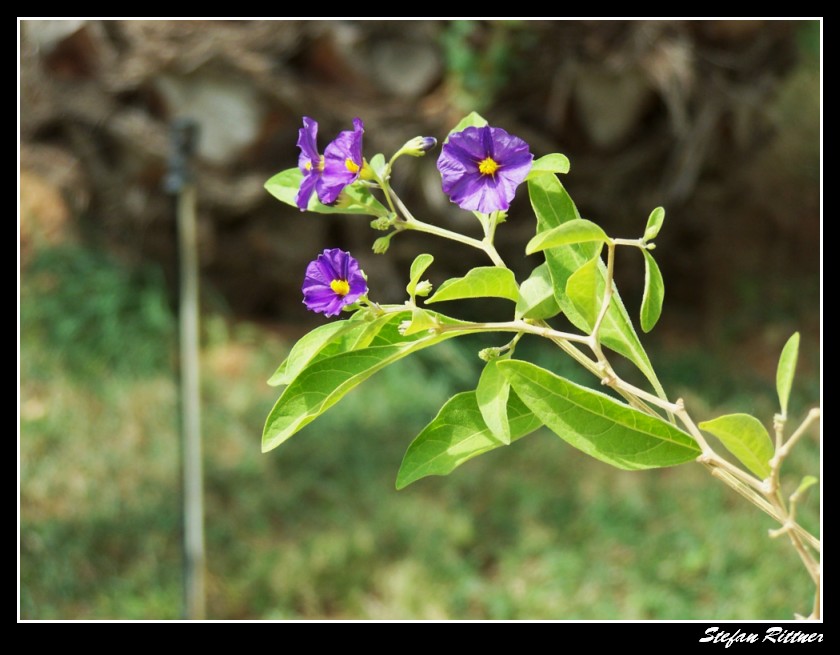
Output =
[
  {"x1": 156, "y1": 73, "x2": 265, "y2": 165},
  {"x1": 369, "y1": 40, "x2": 441, "y2": 97}
]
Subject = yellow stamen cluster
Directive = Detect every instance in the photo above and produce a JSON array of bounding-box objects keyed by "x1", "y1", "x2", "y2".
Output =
[
  {"x1": 478, "y1": 157, "x2": 500, "y2": 176},
  {"x1": 330, "y1": 279, "x2": 351, "y2": 296},
  {"x1": 345, "y1": 158, "x2": 361, "y2": 174}
]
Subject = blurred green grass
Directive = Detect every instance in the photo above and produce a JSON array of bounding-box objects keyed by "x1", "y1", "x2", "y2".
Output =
[{"x1": 19, "y1": 250, "x2": 819, "y2": 619}]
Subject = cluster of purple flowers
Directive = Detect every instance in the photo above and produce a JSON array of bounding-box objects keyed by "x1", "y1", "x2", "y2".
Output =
[
  {"x1": 296, "y1": 117, "x2": 365, "y2": 210},
  {"x1": 295, "y1": 117, "x2": 533, "y2": 316}
]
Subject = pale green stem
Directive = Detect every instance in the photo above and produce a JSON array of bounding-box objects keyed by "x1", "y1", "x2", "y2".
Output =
[
  {"x1": 774, "y1": 413, "x2": 786, "y2": 452},
  {"x1": 763, "y1": 408, "x2": 821, "y2": 591},
  {"x1": 612, "y1": 237, "x2": 649, "y2": 249},
  {"x1": 388, "y1": 188, "x2": 507, "y2": 268},
  {"x1": 436, "y1": 319, "x2": 591, "y2": 345},
  {"x1": 766, "y1": 408, "x2": 821, "y2": 496}
]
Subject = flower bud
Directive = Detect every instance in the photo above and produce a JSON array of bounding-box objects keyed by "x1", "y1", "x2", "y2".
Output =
[
  {"x1": 370, "y1": 217, "x2": 393, "y2": 231},
  {"x1": 478, "y1": 347, "x2": 504, "y2": 362},
  {"x1": 414, "y1": 280, "x2": 433, "y2": 297},
  {"x1": 372, "y1": 235, "x2": 393, "y2": 254},
  {"x1": 398, "y1": 136, "x2": 438, "y2": 158}
]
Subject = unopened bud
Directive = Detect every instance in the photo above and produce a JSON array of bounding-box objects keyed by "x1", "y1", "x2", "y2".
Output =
[
  {"x1": 370, "y1": 216, "x2": 393, "y2": 231},
  {"x1": 414, "y1": 280, "x2": 433, "y2": 297},
  {"x1": 399, "y1": 136, "x2": 438, "y2": 158},
  {"x1": 372, "y1": 234, "x2": 394, "y2": 255},
  {"x1": 478, "y1": 347, "x2": 503, "y2": 362}
]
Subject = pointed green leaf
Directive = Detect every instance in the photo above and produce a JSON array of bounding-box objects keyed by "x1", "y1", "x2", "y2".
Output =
[
  {"x1": 643, "y1": 206, "x2": 665, "y2": 242},
  {"x1": 369, "y1": 153, "x2": 387, "y2": 179},
  {"x1": 499, "y1": 360, "x2": 699, "y2": 469},
  {"x1": 396, "y1": 389, "x2": 542, "y2": 489},
  {"x1": 265, "y1": 168, "x2": 389, "y2": 217},
  {"x1": 407, "y1": 254, "x2": 434, "y2": 298},
  {"x1": 515, "y1": 263, "x2": 561, "y2": 320},
  {"x1": 699, "y1": 413, "x2": 774, "y2": 479},
  {"x1": 527, "y1": 174, "x2": 666, "y2": 401},
  {"x1": 446, "y1": 111, "x2": 488, "y2": 140},
  {"x1": 526, "y1": 219, "x2": 608, "y2": 254},
  {"x1": 476, "y1": 357, "x2": 512, "y2": 444},
  {"x1": 268, "y1": 311, "x2": 411, "y2": 388},
  {"x1": 427, "y1": 267, "x2": 520, "y2": 304},
  {"x1": 400, "y1": 307, "x2": 439, "y2": 336},
  {"x1": 776, "y1": 332, "x2": 800, "y2": 416},
  {"x1": 640, "y1": 250, "x2": 665, "y2": 333},
  {"x1": 263, "y1": 312, "x2": 475, "y2": 453},
  {"x1": 268, "y1": 320, "x2": 355, "y2": 386},
  {"x1": 527, "y1": 153, "x2": 571, "y2": 178},
  {"x1": 565, "y1": 254, "x2": 601, "y2": 327}
]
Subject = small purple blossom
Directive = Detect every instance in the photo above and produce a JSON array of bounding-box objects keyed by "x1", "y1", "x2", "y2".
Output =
[
  {"x1": 295, "y1": 117, "x2": 325, "y2": 211},
  {"x1": 437, "y1": 125, "x2": 533, "y2": 214},
  {"x1": 302, "y1": 248, "x2": 368, "y2": 317},
  {"x1": 320, "y1": 118, "x2": 365, "y2": 205}
]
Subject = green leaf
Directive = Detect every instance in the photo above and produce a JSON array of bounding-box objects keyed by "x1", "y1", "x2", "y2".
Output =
[
  {"x1": 565, "y1": 254, "x2": 601, "y2": 327},
  {"x1": 400, "y1": 307, "x2": 439, "y2": 336},
  {"x1": 369, "y1": 153, "x2": 387, "y2": 180},
  {"x1": 640, "y1": 250, "x2": 665, "y2": 333},
  {"x1": 268, "y1": 311, "x2": 404, "y2": 387},
  {"x1": 515, "y1": 263, "x2": 561, "y2": 320},
  {"x1": 525, "y1": 219, "x2": 608, "y2": 253},
  {"x1": 446, "y1": 111, "x2": 488, "y2": 140},
  {"x1": 396, "y1": 389, "x2": 542, "y2": 489},
  {"x1": 265, "y1": 168, "x2": 389, "y2": 217},
  {"x1": 499, "y1": 360, "x2": 699, "y2": 469},
  {"x1": 427, "y1": 267, "x2": 520, "y2": 304},
  {"x1": 263, "y1": 311, "x2": 474, "y2": 452},
  {"x1": 527, "y1": 153, "x2": 571, "y2": 178},
  {"x1": 698, "y1": 413, "x2": 774, "y2": 479},
  {"x1": 407, "y1": 253, "x2": 434, "y2": 299},
  {"x1": 527, "y1": 174, "x2": 666, "y2": 401},
  {"x1": 776, "y1": 332, "x2": 800, "y2": 416},
  {"x1": 643, "y1": 206, "x2": 665, "y2": 242},
  {"x1": 268, "y1": 320, "x2": 354, "y2": 386},
  {"x1": 476, "y1": 357, "x2": 512, "y2": 444}
]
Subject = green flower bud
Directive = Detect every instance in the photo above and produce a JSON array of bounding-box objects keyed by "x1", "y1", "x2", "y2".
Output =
[
  {"x1": 395, "y1": 136, "x2": 438, "y2": 159},
  {"x1": 372, "y1": 234, "x2": 394, "y2": 254},
  {"x1": 414, "y1": 280, "x2": 433, "y2": 297},
  {"x1": 478, "y1": 347, "x2": 504, "y2": 362},
  {"x1": 370, "y1": 217, "x2": 393, "y2": 231}
]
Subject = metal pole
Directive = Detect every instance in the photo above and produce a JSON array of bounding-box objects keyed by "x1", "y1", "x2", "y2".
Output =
[{"x1": 166, "y1": 119, "x2": 205, "y2": 620}]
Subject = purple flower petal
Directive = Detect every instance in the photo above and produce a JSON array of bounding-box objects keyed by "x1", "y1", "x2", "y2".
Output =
[
  {"x1": 297, "y1": 117, "x2": 320, "y2": 168},
  {"x1": 437, "y1": 125, "x2": 533, "y2": 214},
  {"x1": 295, "y1": 171, "x2": 319, "y2": 211},
  {"x1": 302, "y1": 248, "x2": 368, "y2": 317},
  {"x1": 295, "y1": 117, "x2": 323, "y2": 211},
  {"x1": 320, "y1": 118, "x2": 365, "y2": 204}
]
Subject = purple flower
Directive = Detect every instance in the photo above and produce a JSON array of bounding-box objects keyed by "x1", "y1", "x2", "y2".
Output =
[
  {"x1": 295, "y1": 116, "x2": 326, "y2": 211},
  {"x1": 302, "y1": 248, "x2": 368, "y2": 317},
  {"x1": 437, "y1": 125, "x2": 533, "y2": 214},
  {"x1": 320, "y1": 118, "x2": 365, "y2": 205}
]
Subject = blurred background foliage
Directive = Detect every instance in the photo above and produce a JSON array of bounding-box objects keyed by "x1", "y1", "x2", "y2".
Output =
[{"x1": 20, "y1": 19, "x2": 819, "y2": 619}]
